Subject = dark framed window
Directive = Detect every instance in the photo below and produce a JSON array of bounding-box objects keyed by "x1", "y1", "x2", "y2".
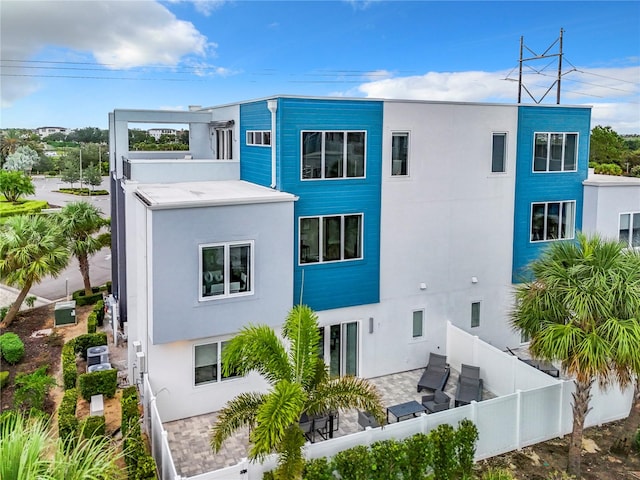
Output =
[{"x1": 301, "y1": 131, "x2": 366, "y2": 179}]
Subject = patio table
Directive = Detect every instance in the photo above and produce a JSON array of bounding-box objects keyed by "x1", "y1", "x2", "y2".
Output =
[{"x1": 386, "y1": 400, "x2": 427, "y2": 423}]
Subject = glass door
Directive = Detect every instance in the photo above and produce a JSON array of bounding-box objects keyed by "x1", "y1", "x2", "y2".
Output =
[{"x1": 326, "y1": 322, "x2": 358, "y2": 377}]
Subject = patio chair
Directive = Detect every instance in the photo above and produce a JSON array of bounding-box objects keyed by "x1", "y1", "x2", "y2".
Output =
[
  {"x1": 417, "y1": 352, "x2": 450, "y2": 393},
  {"x1": 310, "y1": 414, "x2": 330, "y2": 442},
  {"x1": 357, "y1": 410, "x2": 381, "y2": 430},
  {"x1": 506, "y1": 347, "x2": 560, "y2": 378},
  {"x1": 421, "y1": 390, "x2": 451, "y2": 413},
  {"x1": 454, "y1": 364, "x2": 483, "y2": 407},
  {"x1": 299, "y1": 415, "x2": 314, "y2": 442}
]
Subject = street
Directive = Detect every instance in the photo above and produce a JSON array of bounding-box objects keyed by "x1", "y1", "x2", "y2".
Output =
[{"x1": 22, "y1": 176, "x2": 112, "y2": 302}]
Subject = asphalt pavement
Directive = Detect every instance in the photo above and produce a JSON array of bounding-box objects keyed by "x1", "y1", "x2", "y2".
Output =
[{"x1": 6, "y1": 176, "x2": 112, "y2": 302}]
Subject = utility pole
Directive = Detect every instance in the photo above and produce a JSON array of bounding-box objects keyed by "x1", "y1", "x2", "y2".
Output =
[
  {"x1": 517, "y1": 28, "x2": 566, "y2": 105},
  {"x1": 79, "y1": 144, "x2": 83, "y2": 191}
]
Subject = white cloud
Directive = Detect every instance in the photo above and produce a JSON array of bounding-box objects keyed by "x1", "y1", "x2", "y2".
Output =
[
  {"x1": 355, "y1": 66, "x2": 640, "y2": 133},
  {"x1": 1, "y1": 0, "x2": 209, "y2": 106}
]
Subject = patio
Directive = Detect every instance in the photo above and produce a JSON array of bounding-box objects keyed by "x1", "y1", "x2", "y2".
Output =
[{"x1": 164, "y1": 364, "x2": 495, "y2": 478}]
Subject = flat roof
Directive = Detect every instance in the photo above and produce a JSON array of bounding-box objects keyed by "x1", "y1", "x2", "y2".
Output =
[
  {"x1": 135, "y1": 180, "x2": 297, "y2": 210},
  {"x1": 583, "y1": 173, "x2": 640, "y2": 187}
]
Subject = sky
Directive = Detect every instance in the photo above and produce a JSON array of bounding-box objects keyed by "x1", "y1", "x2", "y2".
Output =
[{"x1": 1, "y1": 0, "x2": 639, "y2": 133}]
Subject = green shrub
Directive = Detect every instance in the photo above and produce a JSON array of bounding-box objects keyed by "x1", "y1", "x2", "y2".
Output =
[
  {"x1": 73, "y1": 332, "x2": 107, "y2": 359},
  {"x1": 87, "y1": 311, "x2": 97, "y2": 334},
  {"x1": 481, "y1": 468, "x2": 515, "y2": 480},
  {"x1": 78, "y1": 369, "x2": 117, "y2": 400},
  {"x1": 0, "y1": 371, "x2": 9, "y2": 388},
  {"x1": 333, "y1": 445, "x2": 371, "y2": 480},
  {"x1": 82, "y1": 415, "x2": 106, "y2": 439},
  {"x1": 403, "y1": 432, "x2": 433, "y2": 480},
  {"x1": 136, "y1": 454, "x2": 158, "y2": 479},
  {"x1": 13, "y1": 365, "x2": 57, "y2": 412},
  {"x1": 594, "y1": 163, "x2": 623, "y2": 175},
  {"x1": 0, "y1": 306, "x2": 7, "y2": 321},
  {"x1": 370, "y1": 439, "x2": 406, "y2": 479},
  {"x1": 121, "y1": 386, "x2": 140, "y2": 438},
  {"x1": 588, "y1": 161, "x2": 598, "y2": 169},
  {"x1": 430, "y1": 423, "x2": 457, "y2": 480},
  {"x1": 62, "y1": 341, "x2": 78, "y2": 389},
  {"x1": 0, "y1": 200, "x2": 48, "y2": 217},
  {"x1": 124, "y1": 422, "x2": 146, "y2": 477},
  {"x1": 59, "y1": 387, "x2": 78, "y2": 417},
  {"x1": 0, "y1": 332, "x2": 25, "y2": 364},
  {"x1": 25, "y1": 296, "x2": 37, "y2": 308},
  {"x1": 263, "y1": 472, "x2": 275, "y2": 480},
  {"x1": 456, "y1": 418, "x2": 479, "y2": 478},
  {"x1": 94, "y1": 300, "x2": 105, "y2": 326},
  {"x1": 302, "y1": 457, "x2": 333, "y2": 480},
  {"x1": 58, "y1": 389, "x2": 79, "y2": 448},
  {"x1": 634, "y1": 427, "x2": 640, "y2": 452},
  {"x1": 631, "y1": 165, "x2": 640, "y2": 177},
  {"x1": 72, "y1": 287, "x2": 103, "y2": 306}
]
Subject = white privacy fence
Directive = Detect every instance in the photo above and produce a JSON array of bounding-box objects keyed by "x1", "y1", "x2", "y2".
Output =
[{"x1": 145, "y1": 323, "x2": 633, "y2": 479}]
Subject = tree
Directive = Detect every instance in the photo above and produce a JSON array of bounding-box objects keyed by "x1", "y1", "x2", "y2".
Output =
[
  {"x1": 0, "y1": 129, "x2": 21, "y2": 165},
  {"x1": 0, "y1": 215, "x2": 70, "y2": 327},
  {"x1": 511, "y1": 234, "x2": 640, "y2": 478},
  {"x1": 0, "y1": 170, "x2": 35, "y2": 203},
  {"x1": 83, "y1": 163, "x2": 102, "y2": 190},
  {"x1": 60, "y1": 157, "x2": 80, "y2": 187},
  {"x1": 590, "y1": 126, "x2": 626, "y2": 166},
  {"x1": 57, "y1": 201, "x2": 110, "y2": 295},
  {"x1": 4, "y1": 145, "x2": 39, "y2": 172},
  {"x1": 211, "y1": 305, "x2": 385, "y2": 479},
  {"x1": 0, "y1": 411, "x2": 124, "y2": 480}
]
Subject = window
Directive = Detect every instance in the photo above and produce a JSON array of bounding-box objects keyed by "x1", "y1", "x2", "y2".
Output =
[
  {"x1": 194, "y1": 341, "x2": 239, "y2": 386},
  {"x1": 392, "y1": 132, "x2": 409, "y2": 176},
  {"x1": 533, "y1": 133, "x2": 577, "y2": 172},
  {"x1": 471, "y1": 302, "x2": 480, "y2": 328},
  {"x1": 412, "y1": 310, "x2": 424, "y2": 338},
  {"x1": 200, "y1": 242, "x2": 252, "y2": 299},
  {"x1": 246, "y1": 130, "x2": 271, "y2": 146},
  {"x1": 620, "y1": 213, "x2": 640, "y2": 248},
  {"x1": 491, "y1": 133, "x2": 507, "y2": 173},
  {"x1": 216, "y1": 128, "x2": 233, "y2": 160},
  {"x1": 530, "y1": 201, "x2": 575, "y2": 242},
  {"x1": 299, "y1": 214, "x2": 362, "y2": 264},
  {"x1": 301, "y1": 131, "x2": 365, "y2": 179}
]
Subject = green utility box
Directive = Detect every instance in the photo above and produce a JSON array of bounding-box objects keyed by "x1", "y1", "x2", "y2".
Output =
[{"x1": 54, "y1": 300, "x2": 76, "y2": 326}]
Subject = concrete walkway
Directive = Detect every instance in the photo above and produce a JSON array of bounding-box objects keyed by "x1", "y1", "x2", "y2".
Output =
[{"x1": 0, "y1": 284, "x2": 51, "y2": 312}]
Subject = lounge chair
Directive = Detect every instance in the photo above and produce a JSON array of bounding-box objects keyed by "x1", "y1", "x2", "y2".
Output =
[
  {"x1": 455, "y1": 364, "x2": 483, "y2": 407},
  {"x1": 421, "y1": 390, "x2": 451, "y2": 413},
  {"x1": 506, "y1": 347, "x2": 559, "y2": 377},
  {"x1": 417, "y1": 352, "x2": 450, "y2": 393}
]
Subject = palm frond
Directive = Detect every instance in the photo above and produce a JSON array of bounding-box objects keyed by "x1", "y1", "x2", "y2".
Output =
[
  {"x1": 282, "y1": 305, "x2": 321, "y2": 387},
  {"x1": 272, "y1": 424, "x2": 307, "y2": 480},
  {"x1": 210, "y1": 392, "x2": 266, "y2": 452},
  {"x1": 249, "y1": 380, "x2": 306, "y2": 460},
  {"x1": 221, "y1": 325, "x2": 291, "y2": 384}
]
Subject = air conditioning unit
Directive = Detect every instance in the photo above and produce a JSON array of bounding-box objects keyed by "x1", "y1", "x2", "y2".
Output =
[
  {"x1": 88, "y1": 363, "x2": 112, "y2": 373},
  {"x1": 132, "y1": 340, "x2": 142, "y2": 353},
  {"x1": 87, "y1": 345, "x2": 110, "y2": 367}
]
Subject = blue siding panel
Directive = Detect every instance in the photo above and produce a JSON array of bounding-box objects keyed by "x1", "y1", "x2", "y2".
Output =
[
  {"x1": 278, "y1": 98, "x2": 383, "y2": 311},
  {"x1": 512, "y1": 106, "x2": 591, "y2": 282},
  {"x1": 240, "y1": 101, "x2": 273, "y2": 187}
]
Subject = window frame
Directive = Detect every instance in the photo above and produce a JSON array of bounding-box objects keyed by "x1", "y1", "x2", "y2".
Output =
[
  {"x1": 246, "y1": 130, "x2": 271, "y2": 147},
  {"x1": 193, "y1": 340, "x2": 241, "y2": 387},
  {"x1": 199, "y1": 241, "x2": 254, "y2": 301},
  {"x1": 298, "y1": 213, "x2": 364, "y2": 265},
  {"x1": 471, "y1": 301, "x2": 481, "y2": 328},
  {"x1": 619, "y1": 212, "x2": 640, "y2": 249},
  {"x1": 412, "y1": 309, "x2": 424, "y2": 339},
  {"x1": 530, "y1": 200, "x2": 576, "y2": 243},
  {"x1": 391, "y1": 131, "x2": 410, "y2": 176},
  {"x1": 491, "y1": 132, "x2": 507, "y2": 173},
  {"x1": 215, "y1": 128, "x2": 233, "y2": 160},
  {"x1": 532, "y1": 132, "x2": 578, "y2": 173},
  {"x1": 300, "y1": 130, "x2": 367, "y2": 180}
]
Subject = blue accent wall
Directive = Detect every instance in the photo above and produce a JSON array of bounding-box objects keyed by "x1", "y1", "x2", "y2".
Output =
[
  {"x1": 512, "y1": 106, "x2": 591, "y2": 282},
  {"x1": 277, "y1": 97, "x2": 383, "y2": 311},
  {"x1": 240, "y1": 101, "x2": 273, "y2": 187}
]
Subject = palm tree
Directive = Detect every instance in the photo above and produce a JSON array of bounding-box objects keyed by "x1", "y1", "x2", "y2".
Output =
[
  {"x1": 0, "y1": 215, "x2": 69, "y2": 327},
  {"x1": 57, "y1": 201, "x2": 110, "y2": 295},
  {"x1": 210, "y1": 305, "x2": 385, "y2": 479},
  {"x1": 511, "y1": 233, "x2": 640, "y2": 477},
  {"x1": 0, "y1": 411, "x2": 125, "y2": 480}
]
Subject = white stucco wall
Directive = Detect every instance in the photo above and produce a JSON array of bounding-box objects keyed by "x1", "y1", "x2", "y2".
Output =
[
  {"x1": 582, "y1": 174, "x2": 640, "y2": 240},
  {"x1": 353, "y1": 101, "x2": 522, "y2": 377}
]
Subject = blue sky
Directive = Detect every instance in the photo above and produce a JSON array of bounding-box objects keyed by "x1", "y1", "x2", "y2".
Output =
[{"x1": 1, "y1": 1, "x2": 639, "y2": 133}]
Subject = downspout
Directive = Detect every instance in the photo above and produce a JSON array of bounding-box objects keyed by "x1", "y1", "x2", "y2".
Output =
[{"x1": 267, "y1": 99, "x2": 278, "y2": 188}]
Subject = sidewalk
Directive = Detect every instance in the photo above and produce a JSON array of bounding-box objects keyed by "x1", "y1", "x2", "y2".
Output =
[{"x1": 0, "y1": 285, "x2": 52, "y2": 311}]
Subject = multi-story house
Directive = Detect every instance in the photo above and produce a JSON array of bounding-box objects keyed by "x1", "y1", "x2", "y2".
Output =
[{"x1": 109, "y1": 97, "x2": 592, "y2": 422}]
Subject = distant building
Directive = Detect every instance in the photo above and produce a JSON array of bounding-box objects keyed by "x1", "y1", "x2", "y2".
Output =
[
  {"x1": 36, "y1": 126, "x2": 69, "y2": 137},
  {"x1": 147, "y1": 128, "x2": 177, "y2": 141}
]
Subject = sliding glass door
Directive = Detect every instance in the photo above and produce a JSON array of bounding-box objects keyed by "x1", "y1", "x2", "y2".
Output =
[{"x1": 324, "y1": 322, "x2": 358, "y2": 377}]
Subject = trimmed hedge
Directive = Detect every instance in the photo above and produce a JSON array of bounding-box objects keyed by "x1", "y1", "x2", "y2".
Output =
[
  {"x1": 62, "y1": 341, "x2": 78, "y2": 390},
  {"x1": 72, "y1": 287, "x2": 103, "y2": 306},
  {"x1": 58, "y1": 388, "x2": 79, "y2": 445},
  {"x1": 82, "y1": 415, "x2": 106, "y2": 439},
  {"x1": 73, "y1": 332, "x2": 107, "y2": 360},
  {"x1": 121, "y1": 386, "x2": 140, "y2": 438},
  {"x1": 0, "y1": 199, "x2": 48, "y2": 218},
  {"x1": 87, "y1": 312, "x2": 97, "y2": 334},
  {"x1": 0, "y1": 332, "x2": 25, "y2": 364},
  {"x1": 95, "y1": 300, "x2": 105, "y2": 327},
  {"x1": 78, "y1": 369, "x2": 117, "y2": 401},
  {"x1": 121, "y1": 386, "x2": 157, "y2": 479},
  {"x1": 0, "y1": 371, "x2": 9, "y2": 388}
]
